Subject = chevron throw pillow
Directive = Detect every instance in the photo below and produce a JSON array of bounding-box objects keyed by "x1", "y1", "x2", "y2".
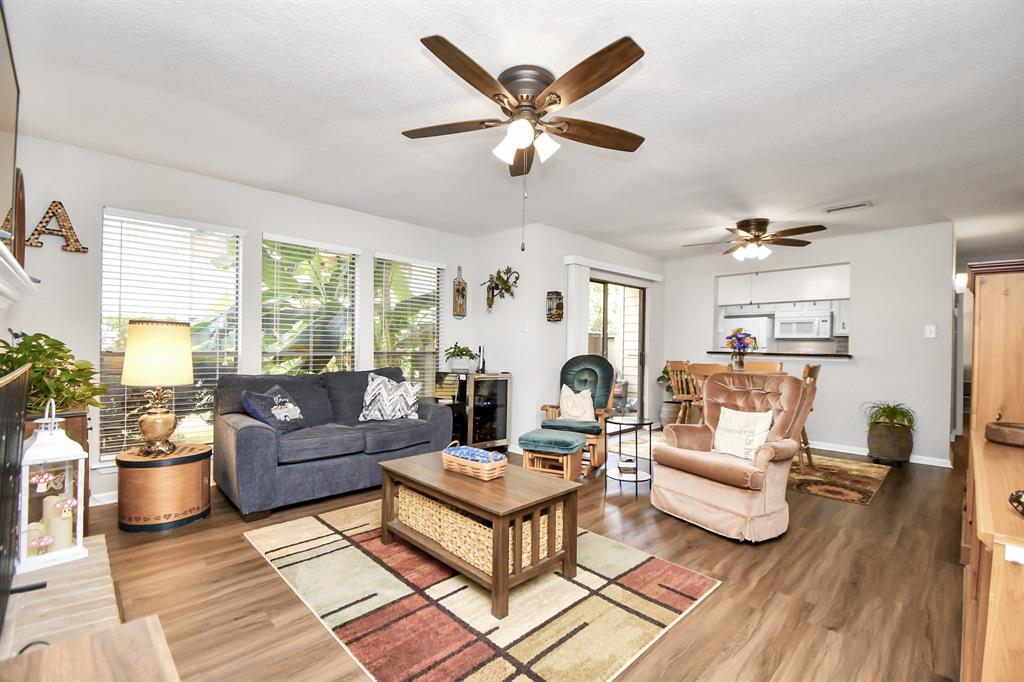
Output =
[{"x1": 358, "y1": 372, "x2": 421, "y2": 421}]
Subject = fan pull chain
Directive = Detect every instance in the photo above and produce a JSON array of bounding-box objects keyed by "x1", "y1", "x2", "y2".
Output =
[{"x1": 521, "y1": 173, "x2": 528, "y2": 252}]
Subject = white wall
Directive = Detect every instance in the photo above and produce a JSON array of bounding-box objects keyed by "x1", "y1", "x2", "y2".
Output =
[
  {"x1": 470, "y1": 224, "x2": 664, "y2": 453},
  {"x1": 9, "y1": 136, "x2": 665, "y2": 498},
  {"x1": 659, "y1": 222, "x2": 955, "y2": 467},
  {"x1": 10, "y1": 136, "x2": 478, "y2": 497}
]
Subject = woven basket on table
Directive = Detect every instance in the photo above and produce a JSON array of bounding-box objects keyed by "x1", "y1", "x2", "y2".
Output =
[
  {"x1": 397, "y1": 486, "x2": 563, "y2": 576},
  {"x1": 440, "y1": 441, "x2": 507, "y2": 481}
]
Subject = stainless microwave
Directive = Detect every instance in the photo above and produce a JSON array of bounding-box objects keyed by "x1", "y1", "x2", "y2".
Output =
[{"x1": 774, "y1": 311, "x2": 832, "y2": 339}]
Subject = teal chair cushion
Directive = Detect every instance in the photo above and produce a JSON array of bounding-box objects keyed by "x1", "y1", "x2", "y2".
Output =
[
  {"x1": 560, "y1": 354, "x2": 614, "y2": 411},
  {"x1": 519, "y1": 428, "x2": 587, "y2": 455},
  {"x1": 541, "y1": 418, "x2": 602, "y2": 436}
]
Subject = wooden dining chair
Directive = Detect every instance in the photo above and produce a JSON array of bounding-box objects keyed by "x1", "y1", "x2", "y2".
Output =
[
  {"x1": 739, "y1": 360, "x2": 785, "y2": 373},
  {"x1": 665, "y1": 361, "x2": 692, "y2": 424},
  {"x1": 796, "y1": 364, "x2": 822, "y2": 471},
  {"x1": 674, "y1": 361, "x2": 730, "y2": 424}
]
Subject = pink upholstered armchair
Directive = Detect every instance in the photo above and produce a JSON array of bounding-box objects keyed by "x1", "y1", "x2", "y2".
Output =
[{"x1": 651, "y1": 372, "x2": 816, "y2": 542}]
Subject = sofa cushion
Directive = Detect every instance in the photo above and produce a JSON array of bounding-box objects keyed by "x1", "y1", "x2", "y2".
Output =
[
  {"x1": 241, "y1": 385, "x2": 306, "y2": 433},
  {"x1": 653, "y1": 445, "x2": 765, "y2": 490},
  {"x1": 278, "y1": 424, "x2": 366, "y2": 465},
  {"x1": 323, "y1": 368, "x2": 405, "y2": 424},
  {"x1": 359, "y1": 372, "x2": 421, "y2": 421},
  {"x1": 519, "y1": 428, "x2": 587, "y2": 455},
  {"x1": 541, "y1": 418, "x2": 602, "y2": 436},
  {"x1": 347, "y1": 419, "x2": 432, "y2": 454},
  {"x1": 217, "y1": 374, "x2": 334, "y2": 426}
]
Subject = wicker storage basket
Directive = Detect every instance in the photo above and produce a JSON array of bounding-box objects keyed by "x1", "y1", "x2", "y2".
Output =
[
  {"x1": 440, "y1": 441, "x2": 507, "y2": 481},
  {"x1": 397, "y1": 486, "x2": 563, "y2": 575}
]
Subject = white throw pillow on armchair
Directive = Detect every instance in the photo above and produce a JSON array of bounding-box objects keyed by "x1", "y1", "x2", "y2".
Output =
[
  {"x1": 713, "y1": 407, "x2": 773, "y2": 460},
  {"x1": 557, "y1": 384, "x2": 596, "y2": 422}
]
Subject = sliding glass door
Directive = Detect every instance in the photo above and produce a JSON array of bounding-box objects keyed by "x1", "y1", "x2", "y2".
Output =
[{"x1": 588, "y1": 279, "x2": 646, "y2": 422}]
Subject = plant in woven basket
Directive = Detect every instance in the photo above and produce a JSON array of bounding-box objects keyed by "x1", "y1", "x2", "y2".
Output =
[
  {"x1": 864, "y1": 401, "x2": 915, "y2": 466},
  {"x1": 0, "y1": 332, "x2": 107, "y2": 414}
]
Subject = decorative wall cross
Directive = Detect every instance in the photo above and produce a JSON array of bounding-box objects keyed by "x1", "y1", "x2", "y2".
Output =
[{"x1": 26, "y1": 201, "x2": 88, "y2": 253}]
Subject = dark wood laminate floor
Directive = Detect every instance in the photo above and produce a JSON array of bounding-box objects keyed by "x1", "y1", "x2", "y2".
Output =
[{"x1": 92, "y1": 447, "x2": 964, "y2": 682}]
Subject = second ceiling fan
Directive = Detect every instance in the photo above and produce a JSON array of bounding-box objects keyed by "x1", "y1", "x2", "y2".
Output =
[
  {"x1": 683, "y1": 218, "x2": 828, "y2": 261},
  {"x1": 402, "y1": 35, "x2": 646, "y2": 176}
]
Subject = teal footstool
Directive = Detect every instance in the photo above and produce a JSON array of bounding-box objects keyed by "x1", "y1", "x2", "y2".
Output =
[{"x1": 519, "y1": 428, "x2": 587, "y2": 480}]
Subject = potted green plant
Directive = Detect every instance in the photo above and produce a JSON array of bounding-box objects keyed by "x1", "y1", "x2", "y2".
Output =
[
  {"x1": 443, "y1": 342, "x2": 478, "y2": 372},
  {"x1": 0, "y1": 332, "x2": 107, "y2": 414},
  {"x1": 656, "y1": 366, "x2": 682, "y2": 426},
  {"x1": 865, "y1": 401, "x2": 915, "y2": 466}
]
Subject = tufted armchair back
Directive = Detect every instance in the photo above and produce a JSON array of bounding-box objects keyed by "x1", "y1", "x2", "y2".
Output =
[
  {"x1": 559, "y1": 354, "x2": 615, "y2": 411},
  {"x1": 702, "y1": 373, "x2": 807, "y2": 442}
]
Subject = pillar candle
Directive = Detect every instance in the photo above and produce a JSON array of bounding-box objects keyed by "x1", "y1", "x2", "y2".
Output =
[
  {"x1": 46, "y1": 515, "x2": 74, "y2": 551},
  {"x1": 41, "y1": 495, "x2": 60, "y2": 522},
  {"x1": 24, "y1": 522, "x2": 45, "y2": 556}
]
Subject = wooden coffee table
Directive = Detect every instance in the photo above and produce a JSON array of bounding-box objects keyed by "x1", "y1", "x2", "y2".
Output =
[{"x1": 379, "y1": 452, "x2": 580, "y2": 618}]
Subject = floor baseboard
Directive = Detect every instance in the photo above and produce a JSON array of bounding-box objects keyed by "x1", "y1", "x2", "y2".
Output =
[{"x1": 808, "y1": 440, "x2": 951, "y2": 468}]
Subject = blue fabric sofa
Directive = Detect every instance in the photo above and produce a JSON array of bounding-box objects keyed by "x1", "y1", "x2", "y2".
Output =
[{"x1": 213, "y1": 368, "x2": 452, "y2": 517}]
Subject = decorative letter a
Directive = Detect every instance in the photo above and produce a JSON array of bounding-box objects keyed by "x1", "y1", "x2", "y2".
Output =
[{"x1": 26, "y1": 201, "x2": 88, "y2": 253}]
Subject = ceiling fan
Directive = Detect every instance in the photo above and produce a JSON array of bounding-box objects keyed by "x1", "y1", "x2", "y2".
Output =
[
  {"x1": 682, "y1": 218, "x2": 828, "y2": 261},
  {"x1": 402, "y1": 35, "x2": 646, "y2": 176}
]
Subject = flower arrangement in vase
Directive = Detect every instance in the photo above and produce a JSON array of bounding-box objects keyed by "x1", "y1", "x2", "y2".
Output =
[{"x1": 725, "y1": 327, "x2": 758, "y2": 370}]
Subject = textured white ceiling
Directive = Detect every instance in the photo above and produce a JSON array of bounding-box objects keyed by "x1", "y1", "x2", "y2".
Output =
[{"x1": 6, "y1": 0, "x2": 1024, "y2": 257}]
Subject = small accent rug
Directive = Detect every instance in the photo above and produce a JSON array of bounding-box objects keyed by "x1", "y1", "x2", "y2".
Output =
[
  {"x1": 787, "y1": 454, "x2": 891, "y2": 505},
  {"x1": 245, "y1": 500, "x2": 719, "y2": 682},
  {"x1": 614, "y1": 430, "x2": 890, "y2": 505}
]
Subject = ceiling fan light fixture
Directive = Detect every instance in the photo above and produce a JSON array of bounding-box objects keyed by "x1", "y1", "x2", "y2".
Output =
[
  {"x1": 756, "y1": 244, "x2": 771, "y2": 260},
  {"x1": 534, "y1": 132, "x2": 560, "y2": 162},
  {"x1": 732, "y1": 248, "x2": 747, "y2": 262},
  {"x1": 492, "y1": 135, "x2": 518, "y2": 165},
  {"x1": 507, "y1": 118, "x2": 536, "y2": 149}
]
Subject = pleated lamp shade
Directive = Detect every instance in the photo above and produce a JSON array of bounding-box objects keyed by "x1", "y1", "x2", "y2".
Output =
[{"x1": 120, "y1": 320, "x2": 194, "y2": 387}]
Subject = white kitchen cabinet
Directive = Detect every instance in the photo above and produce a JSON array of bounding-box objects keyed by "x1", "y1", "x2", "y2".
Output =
[
  {"x1": 750, "y1": 263, "x2": 850, "y2": 303},
  {"x1": 834, "y1": 299, "x2": 851, "y2": 336},
  {"x1": 717, "y1": 273, "x2": 753, "y2": 305}
]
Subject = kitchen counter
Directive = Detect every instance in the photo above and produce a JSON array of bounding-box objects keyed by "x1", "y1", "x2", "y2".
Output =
[{"x1": 706, "y1": 350, "x2": 852, "y2": 359}]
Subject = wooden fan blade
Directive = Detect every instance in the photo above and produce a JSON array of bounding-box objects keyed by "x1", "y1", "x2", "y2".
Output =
[
  {"x1": 723, "y1": 243, "x2": 744, "y2": 255},
  {"x1": 535, "y1": 37, "x2": 644, "y2": 114},
  {"x1": 770, "y1": 238, "x2": 811, "y2": 247},
  {"x1": 546, "y1": 117, "x2": 644, "y2": 151},
  {"x1": 510, "y1": 146, "x2": 535, "y2": 176},
  {"x1": 772, "y1": 224, "x2": 827, "y2": 238},
  {"x1": 727, "y1": 227, "x2": 753, "y2": 236},
  {"x1": 420, "y1": 35, "x2": 514, "y2": 108},
  {"x1": 682, "y1": 241, "x2": 734, "y2": 248},
  {"x1": 402, "y1": 119, "x2": 504, "y2": 139}
]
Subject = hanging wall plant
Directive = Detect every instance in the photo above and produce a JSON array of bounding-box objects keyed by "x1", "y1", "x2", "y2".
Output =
[{"x1": 482, "y1": 266, "x2": 520, "y2": 311}]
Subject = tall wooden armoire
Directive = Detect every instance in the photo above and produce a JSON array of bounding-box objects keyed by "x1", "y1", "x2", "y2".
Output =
[{"x1": 960, "y1": 259, "x2": 1024, "y2": 681}]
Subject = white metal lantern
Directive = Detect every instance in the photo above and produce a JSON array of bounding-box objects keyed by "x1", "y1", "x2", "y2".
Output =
[{"x1": 18, "y1": 399, "x2": 88, "y2": 572}]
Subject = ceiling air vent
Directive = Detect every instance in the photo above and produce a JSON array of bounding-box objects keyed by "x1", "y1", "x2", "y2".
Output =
[{"x1": 824, "y1": 201, "x2": 873, "y2": 214}]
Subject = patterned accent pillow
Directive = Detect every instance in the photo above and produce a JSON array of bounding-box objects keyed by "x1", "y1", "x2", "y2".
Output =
[
  {"x1": 557, "y1": 384, "x2": 595, "y2": 421},
  {"x1": 358, "y1": 372, "x2": 421, "y2": 421},
  {"x1": 713, "y1": 407, "x2": 773, "y2": 460},
  {"x1": 241, "y1": 385, "x2": 307, "y2": 433}
]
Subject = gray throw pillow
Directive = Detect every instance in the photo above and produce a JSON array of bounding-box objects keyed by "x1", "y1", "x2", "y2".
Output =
[
  {"x1": 242, "y1": 385, "x2": 307, "y2": 433},
  {"x1": 358, "y1": 372, "x2": 421, "y2": 421}
]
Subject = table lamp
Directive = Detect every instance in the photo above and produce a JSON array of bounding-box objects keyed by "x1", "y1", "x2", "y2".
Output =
[{"x1": 120, "y1": 320, "x2": 194, "y2": 455}]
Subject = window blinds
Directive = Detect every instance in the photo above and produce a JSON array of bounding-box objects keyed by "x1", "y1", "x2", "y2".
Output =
[
  {"x1": 261, "y1": 238, "x2": 357, "y2": 374},
  {"x1": 99, "y1": 210, "x2": 241, "y2": 463},
  {"x1": 373, "y1": 257, "x2": 442, "y2": 396}
]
